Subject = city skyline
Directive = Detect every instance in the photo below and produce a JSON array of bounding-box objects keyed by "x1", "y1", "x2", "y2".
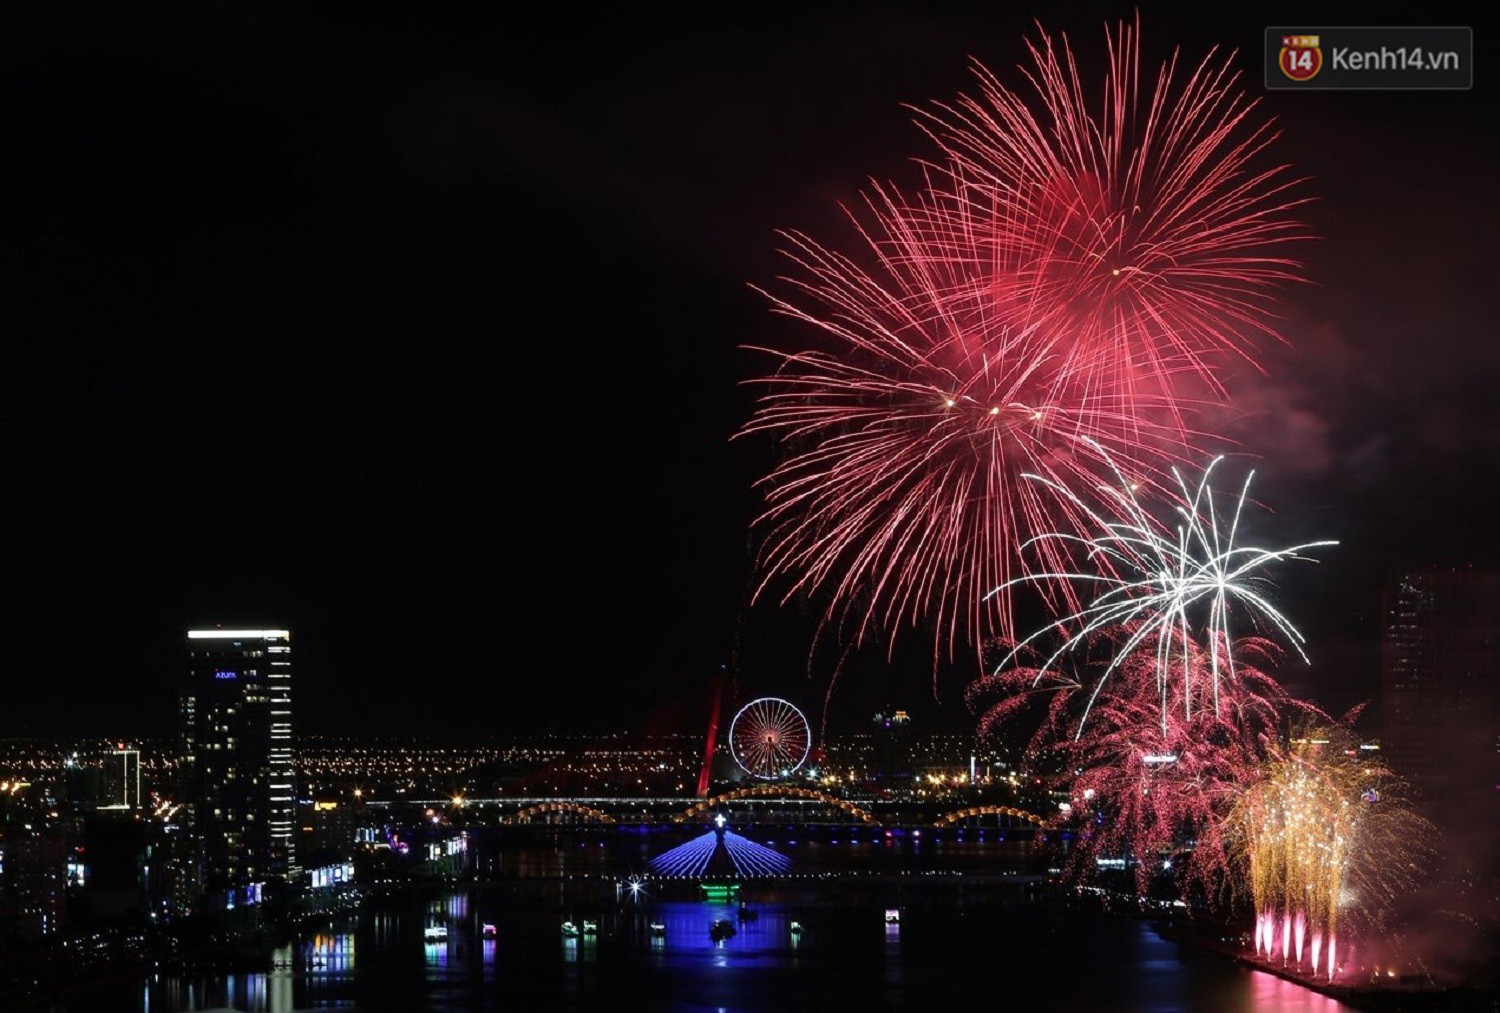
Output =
[{"x1": 10, "y1": 6, "x2": 1497, "y2": 742}]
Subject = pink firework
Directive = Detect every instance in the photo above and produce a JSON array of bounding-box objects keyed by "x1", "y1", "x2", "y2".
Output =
[
  {"x1": 909, "y1": 15, "x2": 1313, "y2": 400},
  {"x1": 968, "y1": 628, "x2": 1328, "y2": 898},
  {"x1": 741, "y1": 18, "x2": 1310, "y2": 665}
]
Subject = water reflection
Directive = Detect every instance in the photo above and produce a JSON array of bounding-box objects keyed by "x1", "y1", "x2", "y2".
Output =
[
  {"x1": 61, "y1": 832, "x2": 1366, "y2": 1012},
  {"x1": 268, "y1": 945, "x2": 293, "y2": 1013},
  {"x1": 304, "y1": 932, "x2": 355, "y2": 973},
  {"x1": 134, "y1": 960, "x2": 307, "y2": 1013},
  {"x1": 1249, "y1": 970, "x2": 1354, "y2": 1011},
  {"x1": 92, "y1": 890, "x2": 1361, "y2": 1013}
]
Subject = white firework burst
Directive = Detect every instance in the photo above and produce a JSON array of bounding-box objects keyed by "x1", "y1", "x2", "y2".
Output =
[{"x1": 989, "y1": 442, "x2": 1337, "y2": 735}]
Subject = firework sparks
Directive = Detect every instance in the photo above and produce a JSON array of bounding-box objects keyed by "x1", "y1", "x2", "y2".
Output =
[
  {"x1": 740, "y1": 18, "x2": 1310, "y2": 666},
  {"x1": 741, "y1": 226, "x2": 1187, "y2": 665},
  {"x1": 969, "y1": 628, "x2": 1326, "y2": 898},
  {"x1": 1228, "y1": 725, "x2": 1437, "y2": 981},
  {"x1": 991, "y1": 446, "x2": 1336, "y2": 736},
  {"x1": 909, "y1": 15, "x2": 1313, "y2": 398}
]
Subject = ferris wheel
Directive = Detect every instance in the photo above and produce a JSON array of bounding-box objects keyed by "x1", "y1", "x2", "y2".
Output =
[{"x1": 728, "y1": 697, "x2": 812, "y2": 780}]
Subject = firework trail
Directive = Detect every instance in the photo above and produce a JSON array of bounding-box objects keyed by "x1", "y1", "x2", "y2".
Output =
[
  {"x1": 969, "y1": 628, "x2": 1327, "y2": 898},
  {"x1": 1228, "y1": 725, "x2": 1437, "y2": 981},
  {"x1": 741, "y1": 17, "x2": 1310, "y2": 669},
  {"x1": 991, "y1": 446, "x2": 1336, "y2": 736}
]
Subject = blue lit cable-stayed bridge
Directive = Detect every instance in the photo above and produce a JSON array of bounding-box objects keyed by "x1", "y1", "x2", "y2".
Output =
[{"x1": 646, "y1": 813, "x2": 793, "y2": 878}]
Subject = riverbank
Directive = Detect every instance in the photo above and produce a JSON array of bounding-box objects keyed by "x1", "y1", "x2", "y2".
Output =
[
  {"x1": 1152, "y1": 919, "x2": 1499, "y2": 1012},
  {"x1": 0, "y1": 919, "x2": 286, "y2": 1010},
  {"x1": 0, "y1": 885, "x2": 365, "y2": 1010}
]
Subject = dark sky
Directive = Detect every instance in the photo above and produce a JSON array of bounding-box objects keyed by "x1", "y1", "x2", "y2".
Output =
[{"x1": 8, "y1": 5, "x2": 1497, "y2": 742}]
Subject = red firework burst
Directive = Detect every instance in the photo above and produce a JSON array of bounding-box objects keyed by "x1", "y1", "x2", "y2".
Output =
[
  {"x1": 909, "y1": 16, "x2": 1313, "y2": 400},
  {"x1": 741, "y1": 18, "x2": 1311, "y2": 664},
  {"x1": 742, "y1": 197, "x2": 1190, "y2": 664},
  {"x1": 967, "y1": 628, "x2": 1328, "y2": 897}
]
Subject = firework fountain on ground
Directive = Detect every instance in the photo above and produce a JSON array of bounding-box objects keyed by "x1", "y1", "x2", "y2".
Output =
[{"x1": 1228, "y1": 726, "x2": 1436, "y2": 982}]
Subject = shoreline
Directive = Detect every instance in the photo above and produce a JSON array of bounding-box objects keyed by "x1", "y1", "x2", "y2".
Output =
[{"x1": 1153, "y1": 919, "x2": 1498, "y2": 1012}]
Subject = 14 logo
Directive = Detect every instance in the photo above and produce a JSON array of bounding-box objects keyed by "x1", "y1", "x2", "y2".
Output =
[{"x1": 1279, "y1": 35, "x2": 1323, "y2": 81}]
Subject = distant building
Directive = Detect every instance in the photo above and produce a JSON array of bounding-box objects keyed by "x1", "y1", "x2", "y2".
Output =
[
  {"x1": 183, "y1": 628, "x2": 298, "y2": 895},
  {"x1": 871, "y1": 707, "x2": 915, "y2": 781},
  {"x1": 61, "y1": 754, "x2": 103, "y2": 821},
  {"x1": 146, "y1": 822, "x2": 197, "y2": 921},
  {"x1": 0, "y1": 830, "x2": 68, "y2": 940},
  {"x1": 1379, "y1": 566, "x2": 1499, "y2": 813},
  {"x1": 301, "y1": 798, "x2": 359, "y2": 867},
  {"x1": 98, "y1": 747, "x2": 142, "y2": 813},
  {"x1": 80, "y1": 815, "x2": 150, "y2": 923}
]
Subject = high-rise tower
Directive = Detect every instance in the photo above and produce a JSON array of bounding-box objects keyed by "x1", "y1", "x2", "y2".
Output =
[
  {"x1": 1379, "y1": 566, "x2": 1498, "y2": 839},
  {"x1": 183, "y1": 628, "x2": 297, "y2": 894}
]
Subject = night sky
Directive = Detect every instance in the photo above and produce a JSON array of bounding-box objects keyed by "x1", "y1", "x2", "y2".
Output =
[{"x1": 9, "y1": 5, "x2": 1497, "y2": 742}]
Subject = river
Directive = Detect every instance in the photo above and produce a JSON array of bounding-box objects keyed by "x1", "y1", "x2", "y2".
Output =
[{"x1": 38, "y1": 829, "x2": 1370, "y2": 1012}]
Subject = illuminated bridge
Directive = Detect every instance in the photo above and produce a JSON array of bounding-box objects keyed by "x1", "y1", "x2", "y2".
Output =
[{"x1": 375, "y1": 791, "x2": 1050, "y2": 831}]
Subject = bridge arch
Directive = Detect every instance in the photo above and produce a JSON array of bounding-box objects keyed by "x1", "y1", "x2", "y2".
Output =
[
  {"x1": 933, "y1": 805, "x2": 1048, "y2": 828},
  {"x1": 506, "y1": 802, "x2": 617, "y2": 825},
  {"x1": 675, "y1": 786, "x2": 880, "y2": 826}
]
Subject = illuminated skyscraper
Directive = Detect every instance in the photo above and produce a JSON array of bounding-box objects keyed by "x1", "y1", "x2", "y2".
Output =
[
  {"x1": 183, "y1": 628, "x2": 298, "y2": 894},
  {"x1": 1380, "y1": 567, "x2": 1499, "y2": 809}
]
